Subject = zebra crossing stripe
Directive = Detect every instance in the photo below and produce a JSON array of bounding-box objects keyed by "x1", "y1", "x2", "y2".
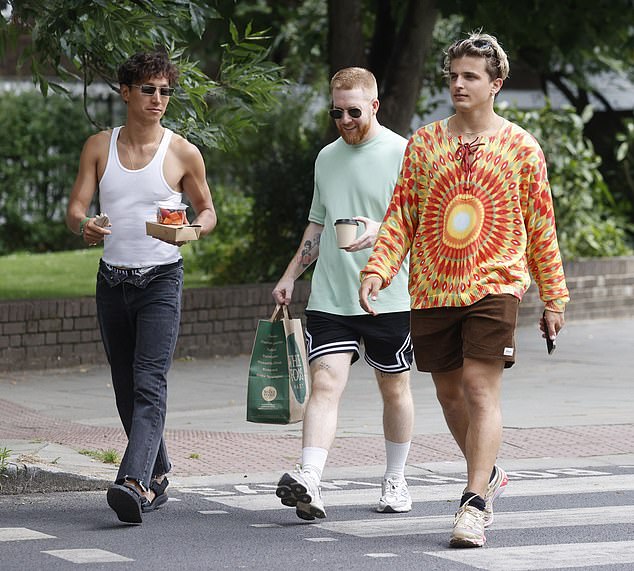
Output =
[
  {"x1": 203, "y1": 474, "x2": 634, "y2": 511},
  {"x1": 42, "y1": 549, "x2": 134, "y2": 563},
  {"x1": 315, "y1": 505, "x2": 634, "y2": 538},
  {"x1": 0, "y1": 528, "x2": 55, "y2": 542},
  {"x1": 426, "y1": 540, "x2": 634, "y2": 571}
]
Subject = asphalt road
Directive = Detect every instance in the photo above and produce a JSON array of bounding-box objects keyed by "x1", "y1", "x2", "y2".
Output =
[{"x1": 3, "y1": 462, "x2": 634, "y2": 571}]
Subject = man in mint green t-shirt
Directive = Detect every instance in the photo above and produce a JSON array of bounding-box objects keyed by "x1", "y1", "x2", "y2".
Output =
[{"x1": 272, "y1": 67, "x2": 414, "y2": 521}]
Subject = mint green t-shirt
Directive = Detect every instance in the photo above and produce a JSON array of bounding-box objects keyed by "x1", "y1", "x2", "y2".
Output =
[{"x1": 307, "y1": 127, "x2": 410, "y2": 315}]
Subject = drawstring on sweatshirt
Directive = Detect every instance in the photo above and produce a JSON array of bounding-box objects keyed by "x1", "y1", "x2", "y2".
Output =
[{"x1": 456, "y1": 137, "x2": 484, "y2": 189}]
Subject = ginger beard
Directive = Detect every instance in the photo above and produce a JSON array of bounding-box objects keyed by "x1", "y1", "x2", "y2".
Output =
[
  {"x1": 337, "y1": 117, "x2": 371, "y2": 145},
  {"x1": 331, "y1": 87, "x2": 375, "y2": 146}
]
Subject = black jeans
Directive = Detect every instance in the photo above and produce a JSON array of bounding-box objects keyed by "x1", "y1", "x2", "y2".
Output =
[{"x1": 96, "y1": 259, "x2": 183, "y2": 489}]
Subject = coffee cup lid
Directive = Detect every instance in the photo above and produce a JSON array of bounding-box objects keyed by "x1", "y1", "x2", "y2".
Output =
[{"x1": 334, "y1": 218, "x2": 358, "y2": 225}]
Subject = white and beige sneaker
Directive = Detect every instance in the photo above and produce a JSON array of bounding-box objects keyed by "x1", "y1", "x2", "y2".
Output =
[
  {"x1": 483, "y1": 465, "x2": 508, "y2": 527},
  {"x1": 450, "y1": 496, "x2": 486, "y2": 548},
  {"x1": 377, "y1": 477, "x2": 412, "y2": 513},
  {"x1": 461, "y1": 465, "x2": 509, "y2": 527},
  {"x1": 276, "y1": 467, "x2": 326, "y2": 521}
]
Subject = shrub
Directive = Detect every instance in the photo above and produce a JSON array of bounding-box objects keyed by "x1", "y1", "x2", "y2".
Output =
[
  {"x1": 499, "y1": 102, "x2": 632, "y2": 259},
  {"x1": 189, "y1": 183, "x2": 254, "y2": 285},
  {"x1": 0, "y1": 91, "x2": 105, "y2": 254},
  {"x1": 194, "y1": 89, "x2": 327, "y2": 284},
  {"x1": 615, "y1": 117, "x2": 634, "y2": 216}
]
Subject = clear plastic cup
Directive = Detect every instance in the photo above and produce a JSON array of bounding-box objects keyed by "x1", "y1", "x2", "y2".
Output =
[{"x1": 156, "y1": 202, "x2": 188, "y2": 225}]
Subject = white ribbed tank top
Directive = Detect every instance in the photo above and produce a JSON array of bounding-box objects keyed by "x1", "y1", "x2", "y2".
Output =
[{"x1": 99, "y1": 126, "x2": 182, "y2": 268}]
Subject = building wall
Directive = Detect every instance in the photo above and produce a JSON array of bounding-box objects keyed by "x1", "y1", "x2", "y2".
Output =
[{"x1": 1, "y1": 257, "x2": 633, "y2": 372}]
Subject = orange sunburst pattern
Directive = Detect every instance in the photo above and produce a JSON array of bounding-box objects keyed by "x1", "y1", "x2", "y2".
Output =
[{"x1": 361, "y1": 118, "x2": 569, "y2": 311}]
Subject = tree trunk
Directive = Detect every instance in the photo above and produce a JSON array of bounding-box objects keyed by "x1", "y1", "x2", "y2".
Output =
[
  {"x1": 378, "y1": 0, "x2": 438, "y2": 137},
  {"x1": 327, "y1": 0, "x2": 365, "y2": 79},
  {"x1": 367, "y1": 0, "x2": 397, "y2": 88}
]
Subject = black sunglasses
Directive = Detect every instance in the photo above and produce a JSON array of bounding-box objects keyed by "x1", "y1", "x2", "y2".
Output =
[
  {"x1": 472, "y1": 39, "x2": 492, "y2": 50},
  {"x1": 329, "y1": 107, "x2": 362, "y2": 120},
  {"x1": 131, "y1": 84, "x2": 175, "y2": 97}
]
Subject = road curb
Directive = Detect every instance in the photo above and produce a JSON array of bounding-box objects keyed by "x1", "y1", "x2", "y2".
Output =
[{"x1": 0, "y1": 463, "x2": 110, "y2": 495}]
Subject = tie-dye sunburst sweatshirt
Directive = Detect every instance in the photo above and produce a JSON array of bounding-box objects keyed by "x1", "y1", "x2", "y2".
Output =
[{"x1": 361, "y1": 117, "x2": 569, "y2": 312}]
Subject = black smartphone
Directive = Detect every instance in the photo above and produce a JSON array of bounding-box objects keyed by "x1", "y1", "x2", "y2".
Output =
[{"x1": 542, "y1": 311, "x2": 556, "y2": 355}]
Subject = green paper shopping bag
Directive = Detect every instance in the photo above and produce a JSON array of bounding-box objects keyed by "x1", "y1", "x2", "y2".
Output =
[{"x1": 246, "y1": 305, "x2": 310, "y2": 424}]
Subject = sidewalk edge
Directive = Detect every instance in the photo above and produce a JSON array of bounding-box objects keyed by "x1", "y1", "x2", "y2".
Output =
[{"x1": 0, "y1": 463, "x2": 110, "y2": 495}]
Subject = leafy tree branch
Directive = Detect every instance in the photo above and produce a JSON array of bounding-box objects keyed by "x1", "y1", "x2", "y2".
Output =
[{"x1": 0, "y1": 0, "x2": 285, "y2": 149}]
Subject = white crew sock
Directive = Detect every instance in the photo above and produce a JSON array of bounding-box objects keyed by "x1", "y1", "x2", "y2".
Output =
[
  {"x1": 301, "y1": 447, "x2": 329, "y2": 482},
  {"x1": 384, "y1": 439, "x2": 411, "y2": 480}
]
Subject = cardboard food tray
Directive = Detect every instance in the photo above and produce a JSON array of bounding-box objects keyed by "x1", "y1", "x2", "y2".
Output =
[{"x1": 146, "y1": 221, "x2": 202, "y2": 242}]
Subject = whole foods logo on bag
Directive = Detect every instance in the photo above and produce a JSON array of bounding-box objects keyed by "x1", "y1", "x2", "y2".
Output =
[
  {"x1": 286, "y1": 333, "x2": 307, "y2": 403},
  {"x1": 261, "y1": 386, "x2": 277, "y2": 402}
]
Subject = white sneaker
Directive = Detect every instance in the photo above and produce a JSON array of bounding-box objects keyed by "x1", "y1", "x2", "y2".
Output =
[
  {"x1": 450, "y1": 496, "x2": 486, "y2": 548},
  {"x1": 376, "y1": 477, "x2": 412, "y2": 513},
  {"x1": 276, "y1": 468, "x2": 326, "y2": 521},
  {"x1": 483, "y1": 465, "x2": 508, "y2": 527}
]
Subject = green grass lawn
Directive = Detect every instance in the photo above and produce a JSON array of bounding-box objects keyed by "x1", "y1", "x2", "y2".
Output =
[{"x1": 0, "y1": 245, "x2": 210, "y2": 300}]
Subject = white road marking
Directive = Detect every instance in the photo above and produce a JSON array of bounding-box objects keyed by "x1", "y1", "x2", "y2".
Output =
[
  {"x1": 250, "y1": 523, "x2": 281, "y2": 528},
  {"x1": 315, "y1": 505, "x2": 634, "y2": 538},
  {"x1": 304, "y1": 537, "x2": 338, "y2": 542},
  {"x1": 426, "y1": 540, "x2": 634, "y2": 571},
  {"x1": 0, "y1": 528, "x2": 55, "y2": 541},
  {"x1": 42, "y1": 549, "x2": 133, "y2": 563},
  {"x1": 198, "y1": 510, "x2": 228, "y2": 514},
  {"x1": 203, "y1": 474, "x2": 634, "y2": 511},
  {"x1": 365, "y1": 553, "x2": 398, "y2": 558}
]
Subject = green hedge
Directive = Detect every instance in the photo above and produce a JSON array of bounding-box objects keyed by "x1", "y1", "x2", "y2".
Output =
[
  {"x1": 0, "y1": 91, "x2": 105, "y2": 254},
  {"x1": 193, "y1": 90, "x2": 327, "y2": 285},
  {"x1": 500, "y1": 103, "x2": 632, "y2": 259},
  {"x1": 1, "y1": 88, "x2": 630, "y2": 281}
]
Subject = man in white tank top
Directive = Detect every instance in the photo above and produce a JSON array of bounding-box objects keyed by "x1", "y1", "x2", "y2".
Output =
[{"x1": 66, "y1": 51, "x2": 217, "y2": 525}]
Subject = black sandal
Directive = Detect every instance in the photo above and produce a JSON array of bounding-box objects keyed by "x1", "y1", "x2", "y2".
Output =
[
  {"x1": 106, "y1": 482, "x2": 144, "y2": 524},
  {"x1": 142, "y1": 477, "x2": 169, "y2": 513}
]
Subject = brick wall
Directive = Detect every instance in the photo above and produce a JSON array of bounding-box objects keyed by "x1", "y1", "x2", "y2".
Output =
[{"x1": 1, "y1": 257, "x2": 633, "y2": 372}]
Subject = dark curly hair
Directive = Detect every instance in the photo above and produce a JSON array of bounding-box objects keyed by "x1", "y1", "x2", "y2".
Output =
[{"x1": 117, "y1": 51, "x2": 180, "y2": 87}]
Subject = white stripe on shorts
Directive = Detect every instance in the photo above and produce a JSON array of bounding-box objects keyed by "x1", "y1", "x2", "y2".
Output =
[
  {"x1": 365, "y1": 332, "x2": 412, "y2": 373},
  {"x1": 306, "y1": 330, "x2": 360, "y2": 362}
]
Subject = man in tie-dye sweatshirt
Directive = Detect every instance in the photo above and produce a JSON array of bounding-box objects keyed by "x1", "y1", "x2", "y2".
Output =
[{"x1": 359, "y1": 32, "x2": 569, "y2": 549}]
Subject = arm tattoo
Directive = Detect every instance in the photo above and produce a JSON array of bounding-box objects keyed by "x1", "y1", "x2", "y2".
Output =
[{"x1": 299, "y1": 231, "x2": 321, "y2": 270}]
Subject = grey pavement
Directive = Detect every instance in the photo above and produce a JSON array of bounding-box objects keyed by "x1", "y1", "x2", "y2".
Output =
[{"x1": 1, "y1": 316, "x2": 633, "y2": 493}]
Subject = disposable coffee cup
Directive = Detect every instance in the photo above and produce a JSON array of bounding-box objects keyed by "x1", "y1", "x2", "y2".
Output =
[{"x1": 334, "y1": 218, "x2": 359, "y2": 249}]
